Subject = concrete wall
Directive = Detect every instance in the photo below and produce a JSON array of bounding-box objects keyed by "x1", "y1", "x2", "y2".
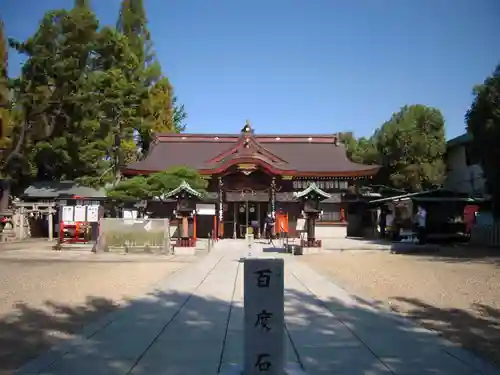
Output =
[{"x1": 445, "y1": 144, "x2": 485, "y2": 195}]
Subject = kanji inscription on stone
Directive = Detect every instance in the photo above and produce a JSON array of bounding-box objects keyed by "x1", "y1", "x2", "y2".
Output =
[
  {"x1": 254, "y1": 269, "x2": 272, "y2": 288},
  {"x1": 254, "y1": 309, "x2": 273, "y2": 332},
  {"x1": 255, "y1": 353, "x2": 272, "y2": 372},
  {"x1": 244, "y1": 258, "x2": 285, "y2": 375}
]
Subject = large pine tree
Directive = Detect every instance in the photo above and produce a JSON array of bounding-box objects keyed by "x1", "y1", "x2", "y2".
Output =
[
  {"x1": 9, "y1": 6, "x2": 101, "y2": 182},
  {"x1": 340, "y1": 105, "x2": 447, "y2": 192}
]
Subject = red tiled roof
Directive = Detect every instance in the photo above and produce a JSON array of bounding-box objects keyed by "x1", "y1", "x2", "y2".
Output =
[{"x1": 124, "y1": 133, "x2": 380, "y2": 177}]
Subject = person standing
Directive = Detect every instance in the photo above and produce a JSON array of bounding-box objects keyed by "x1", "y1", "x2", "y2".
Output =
[
  {"x1": 264, "y1": 213, "x2": 275, "y2": 245},
  {"x1": 251, "y1": 219, "x2": 259, "y2": 239},
  {"x1": 415, "y1": 206, "x2": 427, "y2": 244},
  {"x1": 385, "y1": 209, "x2": 394, "y2": 240},
  {"x1": 379, "y1": 208, "x2": 387, "y2": 238}
]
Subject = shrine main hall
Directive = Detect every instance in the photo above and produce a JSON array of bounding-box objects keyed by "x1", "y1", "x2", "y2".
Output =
[{"x1": 123, "y1": 122, "x2": 380, "y2": 239}]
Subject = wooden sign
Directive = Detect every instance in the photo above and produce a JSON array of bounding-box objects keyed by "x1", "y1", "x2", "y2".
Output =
[
  {"x1": 296, "y1": 218, "x2": 306, "y2": 232},
  {"x1": 86, "y1": 206, "x2": 100, "y2": 223},
  {"x1": 62, "y1": 206, "x2": 74, "y2": 223},
  {"x1": 74, "y1": 205, "x2": 86, "y2": 222}
]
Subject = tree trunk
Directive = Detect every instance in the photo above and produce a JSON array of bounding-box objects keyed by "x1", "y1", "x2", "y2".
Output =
[
  {"x1": 3, "y1": 118, "x2": 27, "y2": 167},
  {"x1": 0, "y1": 179, "x2": 10, "y2": 213},
  {"x1": 0, "y1": 118, "x2": 29, "y2": 213}
]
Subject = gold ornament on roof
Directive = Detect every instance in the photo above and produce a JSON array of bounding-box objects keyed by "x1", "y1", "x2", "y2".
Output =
[{"x1": 241, "y1": 119, "x2": 252, "y2": 133}]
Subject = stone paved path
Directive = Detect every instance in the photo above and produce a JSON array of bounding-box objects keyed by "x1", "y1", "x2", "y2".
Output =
[{"x1": 15, "y1": 240, "x2": 500, "y2": 375}]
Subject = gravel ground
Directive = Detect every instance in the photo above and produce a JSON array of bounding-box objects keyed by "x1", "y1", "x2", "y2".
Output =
[
  {"x1": 301, "y1": 249, "x2": 500, "y2": 366},
  {"x1": 0, "y1": 249, "x2": 199, "y2": 375}
]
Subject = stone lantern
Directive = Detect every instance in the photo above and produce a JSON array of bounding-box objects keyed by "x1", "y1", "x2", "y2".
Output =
[
  {"x1": 164, "y1": 181, "x2": 202, "y2": 247},
  {"x1": 294, "y1": 182, "x2": 331, "y2": 247}
]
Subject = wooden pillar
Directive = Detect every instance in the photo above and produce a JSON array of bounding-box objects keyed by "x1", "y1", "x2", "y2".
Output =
[
  {"x1": 270, "y1": 177, "x2": 276, "y2": 218},
  {"x1": 19, "y1": 206, "x2": 25, "y2": 239},
  {"x1": 219, "y1": 219, "x2": 224, "y2": 238},
  {"x1": 257, "y1": 203, "x2": 261, "y2": 239},
  {"x1": 193, "y1": 214, "x2": 197, "y2": 240},
  {"x1": 59, "y1": 221, "x2": 65, "y2": 243},
  {"x1": 340, "y1": 207, "x2": 346, "y2": 222},
  {"x1": 307, "y1": 214, "x2": 317, "y2": 243},
  {"x1": 218, "y1": 176, "x2": 224, "y2": 238},
  {"x1": 233, "y1": 203, "x2": 237, "y2": 239},
  {"x1": 182, "y1": 215, "x2": 188, "y2": 237},
  {"x1": 213, "y1": 215, "x2": 217, "y2": 239},
  {"x1": 48, "y1": 211, "x2": 54, "y2": 241}
]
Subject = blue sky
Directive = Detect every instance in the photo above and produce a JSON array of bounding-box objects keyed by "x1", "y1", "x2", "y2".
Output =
[{"x1": 3, "y1": 0, "x2": 499, "y2": 139}]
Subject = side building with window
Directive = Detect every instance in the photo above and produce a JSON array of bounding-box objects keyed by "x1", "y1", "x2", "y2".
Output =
[
  {"x1": 444, "y1": 133, "x2": 485, "y2": 196},
  {"x1": 123, "y1": 121, "x2": 380, "y2": 239}
]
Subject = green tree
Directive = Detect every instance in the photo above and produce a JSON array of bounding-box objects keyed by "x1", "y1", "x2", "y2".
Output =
[
  {"x1": 116, "y1": 0, "x2": 160, "y2": 84},
  {"x1": 4, "y1": 2, "x2": 190, "y2": 199},
  {"x1": 0, "y1": 19, "x2": 12, "y2": 211},
  {"x1": 106, "y1": 166, "x2": 207, "y2": 201},
  {"x1": 341, "y1": 105, "x2": 446, "y2": 192},
  {"x1": 0, "y1": 20, "x2": 8, "y2": 109},
  {"x1": 9, "y1": 6, "x2": 101, "y2": 182},
  {"x1": 117, "y1": 0, "x2": 187, "y2": 150},
  {"x1": 466, "y1": 63, "x2": 500, "y2": 217},
  {"x1": 139, "y1": 77, "x2": 188, "y2": 152},
  {"x1": 376, "y1": 105, "x2": 446, "y2": 191},
  {"x1": 8, "y1": 4, "x2": 152, "y2": 189},
  {"x1": 74, "y1": 0, "x2": 90, "y2": 8},
  {"x1": 81, "y1": 27, "x2": 149, "y2": 186},
  {"x1": 172, "y1": 95, "x2": 187, "y2": 132},
  {"x1": 0, "y1": 19, "x2": 10, "y2": 150},
  {"x1": 0, "y1": 18, "x2": 12, "y2": 156},
  {"x1": 339, "y1": 132, "x2": 378, "y2": 165}
]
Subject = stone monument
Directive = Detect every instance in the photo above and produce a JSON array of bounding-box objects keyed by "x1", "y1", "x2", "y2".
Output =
[
  {"x1": 244, "y1": 258, "x2": 285, "y2": 375},
  {"x1": 220, "y1": 258, "x2": 306, "y2": 375}
]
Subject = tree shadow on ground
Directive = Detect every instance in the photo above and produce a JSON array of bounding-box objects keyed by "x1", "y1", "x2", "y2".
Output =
[
  {"x1": 0, "y1": 297, "x2": 119, "y2": 375},
  {"x1": 321, "y1": 237, "x2": 443, "y2": 253},
  {"x1": 394, "y1": 246, "x2": 500, "y2": 266},
  {"x1": 322, "y1": 237, "x2": 500, "y2": 263},
  {"x1": 2, "y1": 277, "x2": 500, "y2": 375},
  {"x1": 389, "y1": 296, "x2": 500, "y2": 367}
]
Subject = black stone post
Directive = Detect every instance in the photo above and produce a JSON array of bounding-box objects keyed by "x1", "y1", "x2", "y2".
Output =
[{"x1": 306, "y1": 213, "x2": 317, "y2": 245}]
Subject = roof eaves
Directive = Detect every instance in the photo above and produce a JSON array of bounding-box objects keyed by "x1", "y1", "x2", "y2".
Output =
[
  {"x1": 163, "y1": 180, "x2": 202, "y2": 199},
  {"x1": 368, "y1": 188, "x2": 444, "y2": 204},
  {"x1": 447, "y1": 133, "x2": 472, "y2": 149},
  {"x1": 293, "y1": 182, "x2": 332, "y2": 200}
]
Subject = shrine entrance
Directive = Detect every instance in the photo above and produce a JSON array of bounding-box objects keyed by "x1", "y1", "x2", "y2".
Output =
[
  {"x1": 233, "y1": 201, "x2": 269, "y2": 239},
  {"x1": 225, "y1": 190, "x2": 270, "y2": 239}
]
